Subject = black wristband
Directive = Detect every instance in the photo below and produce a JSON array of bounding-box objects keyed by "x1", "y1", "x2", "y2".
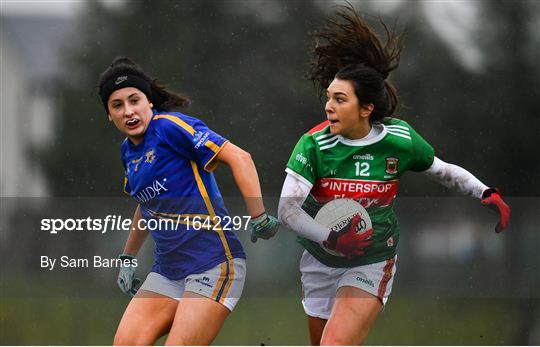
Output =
[{"x1": 119, "y1": 253, "x2": 135, "y2": 261}]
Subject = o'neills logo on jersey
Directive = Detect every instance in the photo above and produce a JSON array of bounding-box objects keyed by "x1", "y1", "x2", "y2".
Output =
[
  {"x1": 312, "y1": 178, "x2": 399, "y2": 207},
  {"x1": 353, "y1": 153, "x2": 374, "y2": 161},
  {"x1": 135, "y1": 179, "x2": 168, "y2": 203},
  {"x1": 295, "y1": 153, "x2": 308, "y2": 165}
]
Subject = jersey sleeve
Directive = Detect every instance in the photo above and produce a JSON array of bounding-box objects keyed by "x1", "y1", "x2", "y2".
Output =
[
  {"x1": 286, "y1": 134, "x2": 318, "y2": 185},
  {"x1": 122, "y1": 175, "x2": 131, "y2": 195},
  {"x1": 408, "y1": 124, "x2": 435, "y2": 172},
  {"x1": 154, "y1": 114, "x2": 228, "y2": 172}
]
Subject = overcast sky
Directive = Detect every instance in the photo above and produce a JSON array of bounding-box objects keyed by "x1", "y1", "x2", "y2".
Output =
[
  {"x1": 1, "y1": 0, "x2": 482, "y2": 70},
  {"x1": 1, "y1": 0, "x2": 84, "y2": 17},
  {"x1": 1, "y1": 0, "x2": 125, "y2": 17}
]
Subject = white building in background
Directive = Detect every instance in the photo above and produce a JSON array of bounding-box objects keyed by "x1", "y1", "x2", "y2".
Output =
[{"x1": 1, "y1": 15, "x2": 77, "y2": 197}]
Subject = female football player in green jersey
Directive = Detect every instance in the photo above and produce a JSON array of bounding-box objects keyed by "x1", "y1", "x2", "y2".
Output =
[{"x1": 278, "y1": 5, "x2": 510, "y2": 345}]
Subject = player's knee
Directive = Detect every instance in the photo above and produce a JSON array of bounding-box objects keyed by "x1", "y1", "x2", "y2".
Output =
[
  {"x1": 320, "y1": 335, "x2": 350, "y2": 346},
  {"x1": 112, "y1": 331, "x2": 131, "y2": 346},
  {"x1": 320, "y1": 330, "x2": 366, "y2": 346},
  {"x1": 113, "y1": 330, "x2": 152, "y2": 346},
  {"x1": 164, "y1": 336, "x2": 189, "y2": 346},
  {"x1": 321, "y1": 336, "x2": 363, "y2": 346}
]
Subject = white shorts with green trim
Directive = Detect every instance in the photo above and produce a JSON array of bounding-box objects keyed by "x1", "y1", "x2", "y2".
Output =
[
  {"x1": 139, "y1": 258, "x2": 246, "y2": 312},
  {"x1": 300, "y1": 251, "x2": 396, "y2": 320}
]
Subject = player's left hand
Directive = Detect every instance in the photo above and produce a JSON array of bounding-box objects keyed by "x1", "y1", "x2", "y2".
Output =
[
  {"x1": 481, "y1": 187, "x2": 510, "y2": 233},
  {"x1": 250, "y1": 212, "x2": 279, "y2": 243},
  {"x1": 117, "y1": 253, "x2": 141, "y2": 297}
]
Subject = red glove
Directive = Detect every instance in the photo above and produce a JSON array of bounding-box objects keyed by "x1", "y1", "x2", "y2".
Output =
[
  {"x1": 481, "y1": 187, "x2": 510, "y2": 233},
  {"x1": 323, "y1": 215, "x2": 374, "y2": 259}
]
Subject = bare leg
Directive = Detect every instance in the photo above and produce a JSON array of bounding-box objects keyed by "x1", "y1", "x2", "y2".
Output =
[
  {"x1": 320, "y1": 286, "x2": 382, "y2": 345},
  {"x1": 114, "y1": 290, "x2": 178, "y2": 346},
  {"x1": 308, "y1": 315, "x2": 328, "y2": 345},
  {"x1": 164, "y1": 291, "x2": 230, "y2": 345}
]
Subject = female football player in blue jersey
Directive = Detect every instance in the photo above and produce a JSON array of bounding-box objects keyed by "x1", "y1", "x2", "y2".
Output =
[
  {"x1": 278, "y1": 5, "x2": 510, "y2": 345},
  {"x1": 97, "y1": 57, "x2": 279, "y2": 345}
]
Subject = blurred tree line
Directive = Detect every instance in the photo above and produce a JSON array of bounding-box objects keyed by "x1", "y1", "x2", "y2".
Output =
[{"x1": 38, "y1": 0, "x2": 539, "y2": 198}]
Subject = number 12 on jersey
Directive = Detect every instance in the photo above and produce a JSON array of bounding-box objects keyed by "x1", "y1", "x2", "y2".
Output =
[{"x1": 355, "y1": 162, "x2": 370, "y2": 177}]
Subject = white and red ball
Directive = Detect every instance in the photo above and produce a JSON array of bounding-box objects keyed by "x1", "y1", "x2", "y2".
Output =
[{"x1": 315, "y1": 198, "x2": 372, "y2": 256}]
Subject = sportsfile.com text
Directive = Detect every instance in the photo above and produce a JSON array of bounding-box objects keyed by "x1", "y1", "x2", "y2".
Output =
[{"x1": 40, "y1": 215, "x2": 252, "y2": 234}]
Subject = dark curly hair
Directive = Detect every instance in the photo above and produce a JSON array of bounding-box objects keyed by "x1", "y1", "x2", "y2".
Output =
[
  {"x1": 97, "y1": 56, "x2": 190, "y2": 113},
  {"x1": 310, "y1": 4, "x2": 404, "y2": 123}
]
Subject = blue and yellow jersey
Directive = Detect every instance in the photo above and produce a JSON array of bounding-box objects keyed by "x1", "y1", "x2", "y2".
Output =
[{"x1": 121, "y1": 110, "x2": 245, "y2": 280}]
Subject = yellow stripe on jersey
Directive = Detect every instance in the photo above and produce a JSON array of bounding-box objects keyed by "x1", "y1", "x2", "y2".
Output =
[
  {"x1": 149, "y1": 210, "x2": 217, "y2": 231},
  {"x1": 154, "y1": 114, "x2": 226, "y2": 172},
  {"x1": 212, "y1": 262, "x2": 228, "y2": 299},
  {"x1": 219, "y1": 259, "x2": 235, "y2": 305},
  {"x1": 154, "y1": 216, "x2": 202, "y2": 229},
  {"x1": 190, "y1": 161, "x2": 233, "y2": 260},
  {"x1": 148, "y1": 210, "x2": 212, "y2": 220},
  {"x1": 205, "y1": 140, "x2": 220, "y2": 153},
  {"x1": 123, "y1": 177, "x2": 130, "y2": 196},
  {"x1": 204, "y1": 140, "x2": 229, "y2": 172},
  {"x1": 154, "y1": 114, "x2": 195, "y2": 135}
]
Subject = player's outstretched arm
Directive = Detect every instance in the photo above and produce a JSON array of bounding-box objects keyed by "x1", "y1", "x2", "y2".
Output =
[
  {"x1": 117, "y1": 205, "x2": 148, "y2": 297},
  {"x1": 422, "y1": 157, "x2": 510, "y2": 232},
  {"x1": 216, "y1": 142, "x2": 279, "y2": 242},
  {"x1": 278, "y1": 173, "x2": 330, "y2": 242}
]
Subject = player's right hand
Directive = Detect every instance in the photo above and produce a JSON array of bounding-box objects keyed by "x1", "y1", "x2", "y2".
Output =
[
  {"x1": 323, "y1": 215, "x2": 374, "y2": 259},
  {"x1": 250, "y1": 212, "x2": 280, "y2": 243},
  {"x1": 117, "y1": 253, "x2": 141, "y2": 297},
  {"x1": 481, "y1": 187, "x2": 510, "y2": 233}
]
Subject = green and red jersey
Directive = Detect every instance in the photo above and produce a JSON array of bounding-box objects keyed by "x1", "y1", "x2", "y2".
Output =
[{"x1": 286, "y1": 118, "x2": 435, "y2": 267}]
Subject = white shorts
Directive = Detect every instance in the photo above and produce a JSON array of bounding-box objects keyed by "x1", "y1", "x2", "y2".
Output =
[
  {"x1": 139, "y1": 258, "x2": 246, "y2": 311},
  {"x1": 300, "y1": 251, "x2": 397, "y2": 320}
]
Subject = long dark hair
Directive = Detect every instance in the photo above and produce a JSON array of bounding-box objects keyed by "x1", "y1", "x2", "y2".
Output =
[
  {"x1": 97, "y1": 56, "x2": 190, "y2": 112},
  {"x1": 310, "y1": 4, "x2": 403, "y2": 123}
]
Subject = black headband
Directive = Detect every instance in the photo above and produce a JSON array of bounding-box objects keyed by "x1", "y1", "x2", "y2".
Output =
[{"x1": 100, "y1": 74, "x2": 153, "y2": 111}]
